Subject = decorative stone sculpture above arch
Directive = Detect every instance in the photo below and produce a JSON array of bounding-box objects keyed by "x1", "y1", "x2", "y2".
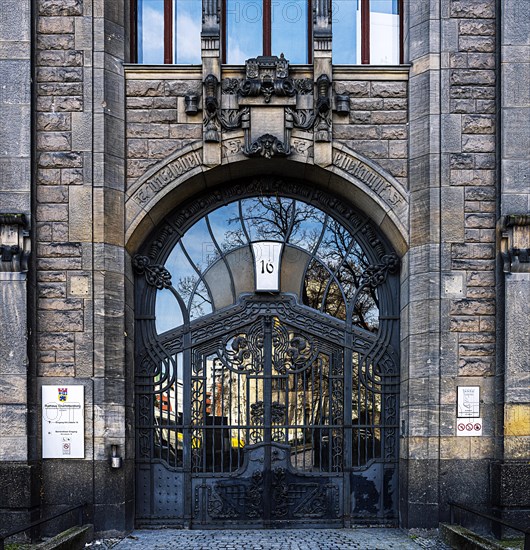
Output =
[{"x1": 125, "y1": 140, "x2": 409, "y2": 255}]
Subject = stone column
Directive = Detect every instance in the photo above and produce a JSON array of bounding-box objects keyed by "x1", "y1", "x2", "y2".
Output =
[
  {"x1": 494, "y1": 0, "x2": 530, "y2": 525},
  {"x1": 0, "y1": 0, "x2": 36, "y2": 532},
  {"x1": 313, "y1": 0, "x2": 332, "y2": 166}
]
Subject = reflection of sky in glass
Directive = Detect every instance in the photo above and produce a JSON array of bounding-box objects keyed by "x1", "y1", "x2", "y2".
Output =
[
  {"x1": 332, "y1": 0, "x2": 360, "y2": 64},
  {"x1": 138, "y1": 0, "x2": 164, "y2": 64},
  {"x1": 190, "y1": 281, "x2": 213, "y2": 320},
  {"x1": 370, "y1": 0, "x2": 400, "y2": 64},
  {"x1": 226, "y1": 0, "x2": 263, "y2": 63},
  {"x1": 241, "y1": 197, "x2": 294, "y2": 241},
  {"x1": 208, "y1": 202, "x2": 247, "y2": 251},
  {"x1": 181, "y1": 217, "x2": 214, "y2": 272},
  {"x1": 314, "y1": 220, "x2": 352, "y2": 273},
  {"x1": 271, "y1": 1, "x2": 308, "y2": 63},
  {"x1": 166, "y1": 242, "x2": 199, "y2": 307},
  {"x1": 155, "y1": 287, "x2": 183, "y2": 334},
  {"x1": 175, "y1": 0, "x2": 201, "y2": 63},
  {"x1": 289, "y1": 202, "x2": 326, "y2": 253}
]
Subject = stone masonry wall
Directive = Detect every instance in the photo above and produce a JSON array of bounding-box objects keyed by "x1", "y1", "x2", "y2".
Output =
[{"x1": 125, "y1": 70, "x2": 408, "y2": 188}]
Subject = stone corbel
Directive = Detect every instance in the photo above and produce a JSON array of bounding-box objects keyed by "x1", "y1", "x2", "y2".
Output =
[
  {"x1": 0, "y1": 214, "x2": 30, "y2": 273},
  {"x1": 203, "y1": 74, "x2": 220, "y2": 142},
  {"x1": 314, "y1": 74, "x2": 332, "y2": 142},
  {"x1": 501, "y1": 215, "x2": 530, "y2": 273}
]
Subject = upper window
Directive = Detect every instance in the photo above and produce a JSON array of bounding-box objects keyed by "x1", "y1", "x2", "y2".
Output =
[
  {"x1": 136, "y1": 0, "x2": 202, "y2": 64},
  {"x1": 223, "y1": 0, "x2": 311, "y2": 64},
  {"x1": 133, "y1": 0, "x2": 402, "y2": 65},
  {"x1": 333, "y1": 0, "x2": 401, "y2": 64}
]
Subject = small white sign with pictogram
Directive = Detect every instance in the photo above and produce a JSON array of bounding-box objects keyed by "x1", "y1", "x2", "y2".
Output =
[{"x1": 456, "y1": 417, "x2": 483, "y2": 436}]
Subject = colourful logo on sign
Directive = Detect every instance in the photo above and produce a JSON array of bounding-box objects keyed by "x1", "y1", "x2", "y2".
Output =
[{"x1": 58, "y1": 388, "x2": 67, "y2": 402}]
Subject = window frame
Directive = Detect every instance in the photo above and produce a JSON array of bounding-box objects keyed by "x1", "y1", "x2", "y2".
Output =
[
  {"x1": 131, "y1": 0, "x2": 404, "y2": 65},
  {"x1": 221, "y1": 0, "x2": 313, "y2": 65}
]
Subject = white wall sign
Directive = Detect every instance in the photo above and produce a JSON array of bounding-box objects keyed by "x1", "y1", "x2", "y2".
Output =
[
  {"x1": 456, "y1": 418, "x2": 483, "y2": 436},
  {"x1": 457, "y1": 386, "x2": 480, "y2": 418},
  {"x1": 42, "y1": 385, "x2": 84, "y2": 459},
  {"x1": 252, "y1": 241, "x2": 283, "y2": 292}
]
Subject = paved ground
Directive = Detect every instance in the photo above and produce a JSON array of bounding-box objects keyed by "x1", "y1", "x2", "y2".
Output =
[{"x1": 89, "y1": 528, "x2": 451, "y2": 550}]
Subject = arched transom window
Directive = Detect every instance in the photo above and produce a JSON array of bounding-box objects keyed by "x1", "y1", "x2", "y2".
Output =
[{"x1": 150, "y1": 195, "x2": 391, "y2": 335}]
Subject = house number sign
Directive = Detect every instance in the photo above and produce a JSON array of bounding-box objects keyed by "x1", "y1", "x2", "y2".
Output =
[
  {"x1": 252, "y1": 241, "x2": 284, "y2": 292},
  {"x1": 42, "y1": 385, "x2": 84, "y2": 458}
]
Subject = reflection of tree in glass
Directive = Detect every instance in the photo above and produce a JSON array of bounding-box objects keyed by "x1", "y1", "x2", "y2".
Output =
[
  {"x1": 304, "y1": 222, "x2": 380, "y2": 331},
  {"x1": 177, "y1": 276, "x2": 211, "y2": 319}
]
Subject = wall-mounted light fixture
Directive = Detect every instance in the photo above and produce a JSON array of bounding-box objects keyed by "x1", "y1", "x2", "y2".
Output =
[
  {"x1": 185, "y1": 95, "x2": 200, "y2": 115},
  {"x1": 110, "y1": 444, "x2": 122, "y2": 469},
  {"x1": 335, "y1": 94, "x2": 350, "y2": 115}
]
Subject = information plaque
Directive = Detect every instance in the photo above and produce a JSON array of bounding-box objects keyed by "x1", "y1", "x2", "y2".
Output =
[
  {"x1": 42, "y1": 385, "x2": 84, "y2": 458},
  {"x1": 252, "y1": 241, "x2": 284, "y2": 292}
]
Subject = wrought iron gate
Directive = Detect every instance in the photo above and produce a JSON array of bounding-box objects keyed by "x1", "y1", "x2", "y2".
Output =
[{"x1": 134, "y1": 180, "x2": 400, "y2": 527}]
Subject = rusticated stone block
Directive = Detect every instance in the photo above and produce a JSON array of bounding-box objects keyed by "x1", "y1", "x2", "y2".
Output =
[
  {"x1": 37, "y1": 257, "x2": 82, "y2": 270},
  {"x1": 37, "y1": 282, "x2": 67, "y2": 299},
  {"x1": 39, "y1": 331, "x2": 75, "y2": 350},
  {"x1": 459, "y1": 20, "x2": 495, "y2": 36},
  {"x1": 38, "y1": 363, "x2": 76, "y2": 376},
  {"x1": 450, "y1": 298, "x2": 495, "y2": 315},
  {"x1": 37, "y1": 95, "x2": 83, "y2": 111},
  {"x1": 37, "y1": 131, "x2": 72, "y2": 151},
  {"x1": 450, "y1": 153, "x2": 474, "y2": 169},
  {"x1": 370, "y1": 82, "x2": 407, "y2": 98},
  {"x1": 37, "y1": 33, "x2": 75, "y2": 50},
  {"x1": 37, "y1": 16, "x2": 75, "y2": 34},
  {"x1": 450, "y1": 69, "x2": 495, "y2": 86},
  {"x1": 462, "y1": 114, "x2": 495, "y2": 134},
  {"x1": 38, "y1": 151, "x2": 82, "y2": 168},
  {"x1": 61, "y1": 168, "x2": 83, "y2": 185},
  {"x1": 468, "y1": 53, "x2": 495, "y2": 69},
  {"x1": 36, "y1": 49, "x2": 83, "y2": 67},
  {"x1": 37, "y1": 66, "x2": 82, "y2": 82},
  {"x1": 39, "y1": 0, "x2": 83, "y2": 16},
  {"x1": 462, "y1": 134, "x2": 495, "y2": 152},
  {"x1": 459, "y1": 36, "x2": 495, "y2": 53},
  {"x1": 37, "y1": 113, "x2": 71, "y2": 132},
  {"x1": 465, "y1": 213, "x2": 495, "y2": 228},
  {"x1": 459, "y1": 357, "x2": 494, "y2": 376},
  {"x1": 452, "y1": 243, "x2": 495, "y2": 259},
  {"x1": 126, "y1": 80, "x2": 165, "y2": 97},
  {"x1": 36, "y1": 185, "x2": 68, "y2": 203},
  {"x1": 450, "y1": 1, "x2": 495, "y2": 19},
  {"x1": 36, "y1": 203, "x2": 68, "y2": 222},
  {"x1": 450, "y1": 316, "x2": 481, "y2": 332},
  {"x1": 37, "y1": 242, "x2": 82, "y2": 257},
  {"x1": 38, "y1": 309, "x2": 84, "y2": 332}
]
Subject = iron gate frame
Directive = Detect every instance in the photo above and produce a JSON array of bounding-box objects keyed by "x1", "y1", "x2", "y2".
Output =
[{"x1": 133, "y1": 178, "x2": 401, "y2": 528}]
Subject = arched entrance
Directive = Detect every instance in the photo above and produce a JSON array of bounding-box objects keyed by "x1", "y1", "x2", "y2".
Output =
[{"x1": 133, "y1": 177, "x2": 400, "y2": 527}]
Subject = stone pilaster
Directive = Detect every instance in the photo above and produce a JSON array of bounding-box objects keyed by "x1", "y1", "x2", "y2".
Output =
[{"x1": 0, "y1": 0, "x2": 37, "y2": 532}]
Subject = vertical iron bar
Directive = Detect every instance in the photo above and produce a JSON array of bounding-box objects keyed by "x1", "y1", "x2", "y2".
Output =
[
  {"x1": 524, "y1": 531, "x2": 530, "y2": 550},
  {"x1": 263, "y1": 316, "x2": 273, "y2": 524}
]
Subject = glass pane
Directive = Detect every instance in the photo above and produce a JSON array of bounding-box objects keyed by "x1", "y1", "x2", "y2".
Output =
[
  {"x1": 226, "y1": 0, "x2": 264, "y2": 63},
  {"x1": 138, "y1": 0, "x2": 165, "y2": 64},
  {"x1": 341, "y1": 242, "x2": 368, "y2": 301},
  {"x1": 280, "y1": 245, "x2": 310, "y2": 297},
  {"x1": 165, "y1": 242, "x2": 199, "y2": 311},
  {"x1": 203, "y1": 259, "x2": 235, "y2": 310},
  {"x1": 208, "y1": 202, "x2": 247, "y2": 252},
  {"x1": 190, "y1": 280, "x2": 213, "y2": 320},
  {"x1": 271, "y1": 0, "x2": 308, "y2": 63},
  {"x1": 332, "y1": 0, "x2": 361, "y2": 64},
  {"x1": 181, "y1": 217, "x2": 216, "y2": 273},
  {"x1": 288, "y1": 202, "x2": 326, "y2": 253},
  {"x1": 175, "y1": 0, "x2": 201, "y2": 63},
  {"x1": 314, "y1": 219, "x2": 353, "y2": 272},
  {"x1": 370, "y1": 0, "x2": 400, "y2": 64},
  {"x1": 303, "y1": 259, "x2": 330, "y2": 311},
  {"x1": 353, "y1": 286, "x2": 379, "y2": 332},
  {"x1": 241, "y1": 196, "x2": 294, "y2": 242},
  {"x1": 324, "y1": 280, "x2": 346, "y2": 320},
  {"x1": 155, "y1": 287, "x2": 184, "y2": 333}
]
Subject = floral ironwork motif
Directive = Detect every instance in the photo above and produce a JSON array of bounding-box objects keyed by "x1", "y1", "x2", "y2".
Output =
[
  {"x1": 360, "y1": 254, "x2": 400, "y2": 289},
  {"x1": 133, "y1": 255, "x2": 172, "y2": 289}
]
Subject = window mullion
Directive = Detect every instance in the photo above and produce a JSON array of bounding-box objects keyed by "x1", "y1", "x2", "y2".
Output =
[
  {"x1": 263, "y1": 0, "x2": 271, "y2": 56},
  {"x1": 361, "y1": 0, "x2": 370, "y2": 64},
  {"x1": 164, "y1": 0, "x2": 173, "y2": 64}
]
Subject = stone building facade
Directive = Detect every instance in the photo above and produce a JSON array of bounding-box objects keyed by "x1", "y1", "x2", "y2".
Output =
[{"x1": 0, "y1": 0, "x2": 529, "y2": 536}]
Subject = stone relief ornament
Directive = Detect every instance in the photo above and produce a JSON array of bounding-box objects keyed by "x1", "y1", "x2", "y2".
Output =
[
  {"x1": 203, "y1": 74, "x2": 220, "y2": 142},
  {"x1": 209, "y1": 56, "x2": 334, "y2": 158}
]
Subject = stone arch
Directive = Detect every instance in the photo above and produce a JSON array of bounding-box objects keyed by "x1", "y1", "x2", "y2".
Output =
[{"x1": 125, "y1": 140, "x2": 409, "y2": 255}]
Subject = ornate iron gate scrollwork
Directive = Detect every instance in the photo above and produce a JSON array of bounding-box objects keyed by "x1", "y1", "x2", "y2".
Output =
[{"x1": 134, "y1": 179, "x2": 400, "y2": 527}]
